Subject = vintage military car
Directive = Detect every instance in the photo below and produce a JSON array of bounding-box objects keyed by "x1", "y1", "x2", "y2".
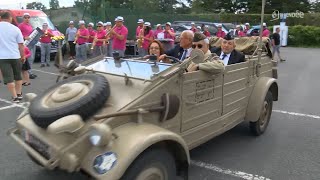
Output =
[{"x1": 8, "y1": 35, "x2": 278, "y2": 179}]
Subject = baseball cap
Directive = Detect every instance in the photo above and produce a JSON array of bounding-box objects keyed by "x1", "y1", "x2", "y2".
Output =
[
  {"x1": 263, "y1": 22, "x2": 267, "y2": 26},
  {"x1": 144, "y1": 22, "x2": 151, "y2": 27},
  {"x1": 245, "y1": 23, "x2": 250, "y2": 26},
  {"x1": 236, "y1": 25, "x2": 241, "y2": 28},
  {"x1": 88, "y1": 22, "x2": 94, "y2": 27},
  {"x1": 97, "y1": 21, "x2": 104, "y2": 26},
  {"x1": 23, "y1": 13, "x2": 30, "y2": 17},
  {"x1": 106, "y1": 22, "x2": 112, "y2": 26},
  {"x1": 217, "y1": 24, "x2": 222, "y2": 28},
  {"x1": 42, "y1": 22, "x2": 48, "y2": 26},
  {"x1": 115, "y1": 16, "x2": 124, "y2": 22},
  {"x1": 78, "y1": 20, "x2": 85, "y2": 25},
  {"x1": 166, "y1": 22, "x2": 171, "y2": 26},
  {"x1": 191, "y1": 22, "x2": 195, "y2": 25},
  {"x1": 137, "y1": 19, "x2": 144, "y2": 23},
  {"x1": 156, "y1": 24, "x2": 161, "y2": 27},
  {"x1": 69, "y1": 21, "x2": 74, "y2": 24}
]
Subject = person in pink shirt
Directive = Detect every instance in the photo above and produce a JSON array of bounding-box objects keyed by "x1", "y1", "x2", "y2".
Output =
[
  {"x1": 216, "y1": 24, "x2": 226, "y2": 38},
  {"x1": 110, "y1": 16, "x2": 128, "y2": 57},
  {"x1": 136, "y1": 19, "x2": 144, "y2": 57},
  {"x1": 203, "y1": 25, "x2": 211, "y2": 37},
  {"x1": 141, "y1": 22, "x2": 154, "y2": 56},
  {"x1": 92, "y1": 21, "x2": 107, "y2": 57},
  {"x1": 163, "y1": 22, "x2": 175, "y2": 49},
  {"x1": 18, "y1": 13, "x2": 37, "y2": 79},
  {"x1": 136, "y1": 19, "x2": 144, "y2": 39},
  {"x1": 22, "y1": 46, "x2": 31, "y2": 86},
  {"x1": 190, "y1": 22, "x2": 198, "y2": 33},
  {"x1": 40, "y1": 23, "x2": 54, "y2": 67},
  {"x1": 154, "y1": 24, "x2": 163, "y2": 39},
  {"x1": 87, "y1": 22, "x2": 96, "y2": 44},
  {"x1": 75, "y1": 20, "x2": 90, "y2": 62},
  {"x1": 243, "y1": 23, "x2": 250, "y2": 35},
  {"x1": 234, "y1": 25, "x2": 245, "y2": 37},
  {"x1": 262, "y1": 23, "x2": 270, "y2": 37}
]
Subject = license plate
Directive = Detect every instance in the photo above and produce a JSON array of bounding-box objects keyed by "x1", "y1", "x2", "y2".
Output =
[{"x1": 23, "y1": 130, "x2": 51, "y2": 159}]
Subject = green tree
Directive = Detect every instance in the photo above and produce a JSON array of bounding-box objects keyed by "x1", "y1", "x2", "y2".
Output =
[
  {"x1": 26, "y1": 2, "x2": 46, "y2": 10},
  {"x1": 49, "y1": 0, "x2": 60, "y2": 10},
  {"x1": 311, "y1": 0, "x2": 320, "y2": 12}
]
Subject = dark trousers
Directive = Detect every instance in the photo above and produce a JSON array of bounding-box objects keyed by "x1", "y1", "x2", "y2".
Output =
[{"x1": 68, "y1": 41, "x2": 76, "y2": 56}]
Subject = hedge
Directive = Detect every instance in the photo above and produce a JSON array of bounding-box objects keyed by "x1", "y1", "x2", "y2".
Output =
[{"x1": 287, "y1": 26, "x2": 320, "y2": 47}]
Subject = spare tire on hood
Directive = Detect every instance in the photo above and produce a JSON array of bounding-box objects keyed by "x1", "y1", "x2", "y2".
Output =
[{"x1": 29, "y1": 74, "x2": 110, "y2": 128}]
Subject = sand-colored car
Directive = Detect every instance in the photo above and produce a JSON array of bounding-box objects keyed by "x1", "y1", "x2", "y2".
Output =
[{"x1": 8, "y1": 35, "x2": 278, "y2": 179}]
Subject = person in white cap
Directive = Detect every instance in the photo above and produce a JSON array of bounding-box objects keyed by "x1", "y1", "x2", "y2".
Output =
[
  {"x1": 163, "y1": 22, "x2": 175, "y2": 49},
  {"x1": 136, "y1": 19, "x2": 145, "y2": 56},
  {"x1": 136, "y1": 19, "x2": 144, "y2": 38},
  {"x1": 262, "y1": 22, "x2": 270, "y2": 37},
  {"x1": 216, "y1": 24, "x2": 226, "y2": 38},
  {"x1": 244, "y1": 23, "x2": 250, "y2": 34},
  {"x1": 91, "y1": 21, "x2": 107, "y2": 57},
  {"x1": 65, "y1": 20, "x2": 77, "y2": 59},
  {"x1": 104, "y1": 22, "x2": 113, "y2": 56},
  {"x1": 109, "y1": 16, "x2": 128, "y2": 57},
  {"x1": 139, "y1": 22, "x2": 154, "y2": 56},
  {"x1": 203, "y1": 25, "x2": 211, "y2": 37},
  {"x1": 75, "y1": 20, "x2": 89, "y2": 62},
  {"x1": 39, "y1": 22, "x2": 54, "y2": 67},
  {"x1": 153, "y1": 24, "x2": 163, "y2": 39},
  {"x1": 18, "y1": 12, "x2": 37, "y2": 79},
  {"x1": 190, "y1": 22, "x2": 197, "y2": 33},
  {"x1": 87, "y1": 22, "x2": 96, "y2": 45},
  {"x1": 234, "y1": 25, "x2": 245, "y2": 37}
]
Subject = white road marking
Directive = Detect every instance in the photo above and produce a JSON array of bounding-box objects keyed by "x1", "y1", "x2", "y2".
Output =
[
  {"x1": 33, "y1": 69, "x2": 59, "y2": 76},
  {"x1": 191, "y1": 160, "x2": 271, "y2": 180},
  {"x1": 0, "y1": 104, "x2": 17, "y2": 111},
  {"x1": 273, "y1": 110, "x2": 320, "y2": 119},
  {"x1": 0, "y1": 98, "x2": 28, "y2": 110}
]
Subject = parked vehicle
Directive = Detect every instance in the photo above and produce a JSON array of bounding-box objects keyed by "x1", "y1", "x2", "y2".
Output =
[
  {"x1": 246, "y1": 25, "x2": 261, "y2": 36},
  {"x1": 0, "y1": 9, "x2": 65, "y2": 61},
  {"x1": 154, "y1": 24, "x2": 189, "y2": 43},
  {"x1": 173, "y1": 21, "x2": 229, "y2": 35}
]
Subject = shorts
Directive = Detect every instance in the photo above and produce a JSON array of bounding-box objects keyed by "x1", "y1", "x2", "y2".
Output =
[
  {"x1": 0, "y1": 59, "x2": 22, "y2": 84},
  {"x1": 22, "y1": 59, "x2": 31, "y2": 71}
]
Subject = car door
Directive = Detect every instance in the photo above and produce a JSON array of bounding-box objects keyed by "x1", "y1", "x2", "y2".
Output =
[{"x1": 180, "y1": 70, "x2": 223, "y2": 148}]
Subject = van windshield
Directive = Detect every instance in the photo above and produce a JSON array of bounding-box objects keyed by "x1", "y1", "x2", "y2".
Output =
[{"x1": 16, "y1": 16, "x2": 55, "y2": 30}]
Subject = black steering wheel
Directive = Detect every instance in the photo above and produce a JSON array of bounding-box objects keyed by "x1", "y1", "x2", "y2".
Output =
[{"x1": 166, "y1": 56, "x2": 182, "y2": 64}]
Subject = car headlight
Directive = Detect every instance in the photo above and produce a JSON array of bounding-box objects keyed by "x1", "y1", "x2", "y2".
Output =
[{"x1": 89, "y1": 123, "x2": 112, "y2": 147}]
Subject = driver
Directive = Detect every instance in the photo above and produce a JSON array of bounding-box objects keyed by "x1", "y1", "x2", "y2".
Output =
[{"x1": 187, "y1": 32, "x2": 224, "y2": 74}]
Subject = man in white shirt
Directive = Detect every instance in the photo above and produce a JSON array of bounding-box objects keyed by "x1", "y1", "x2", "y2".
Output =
[{"x1": 0, "y1": 12, "x2": 25, "y2": 103}]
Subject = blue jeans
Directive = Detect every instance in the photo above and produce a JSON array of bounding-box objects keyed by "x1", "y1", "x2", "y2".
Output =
[
  {"x1": 76, "y1": 44, "x2": 88, "y2": 62},
  {"x1": 41, "y1": 43, "x2": 51, "y2": 64}
]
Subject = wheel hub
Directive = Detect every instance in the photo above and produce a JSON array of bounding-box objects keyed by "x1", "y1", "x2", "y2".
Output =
[
  {"x1": 136, "y1": 167, "x2": 166, "y2": 180},
  {"x1": 51, "y1": 83, "x2": 85, "y2": 102}
]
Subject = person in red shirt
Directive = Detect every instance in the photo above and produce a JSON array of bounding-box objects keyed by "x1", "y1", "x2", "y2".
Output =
[
  {"x1": 243, "y1": 23, "x2": 250, "y2": 35},
  {"x1": 216, "y1": 24, "x2": 226, "y2": 38},
  {"x1": 75, "y1": 20, "x2": 90, "y2": 62},
  {"x1": 234, "y1": 25, "x2": 245, "y2": 37},
  {"x1": 92, "y1": 21, "x2": 107, "y2": 57},
  {"x1": 154, "y1": 24, "x2": 163, "y2": 39},
  {"x1": 190, "y1": 22, "x2": 198, "y2": 33},
  {"x1": 39, "y1": 23, "x2": 54, "y2": 67},
  {"x1": 262, "y1": 23, "x2": 270, "y2": 37},
  {"x1": 18, "y1": 13, "x2": 37, "y2": 79},
  {"x1": 136, "y1": 19, "x2": 144, "y2": 57},
  {"x1": 110, "y1": 16, "x2": 128, "y2": 57},
  {"x1": 203, "y1": 25, "x2": 211, "y2": 37},
  {"x1": 87, "y1": 23, "x2": 96, "y2": 44},
  {"x1": 163, "y1": 22, "x2": 175, "y2": 49},
  {"x1": 141, "y1": 22, "x2": 154, "y2": 56}
]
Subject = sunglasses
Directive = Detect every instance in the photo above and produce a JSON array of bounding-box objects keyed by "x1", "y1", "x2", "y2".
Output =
[
  {"x1": 192, "y1": 44, "x2": 203, "y2": 49},
  {"x1": 97, "y1": 25, "x2": 102, "y2": 27},
  {"x1": 24, "y1": 17, "x2": 30, "y2": 19}
]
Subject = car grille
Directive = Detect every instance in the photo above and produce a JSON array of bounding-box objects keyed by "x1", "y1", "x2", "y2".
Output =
[{"x1": 22, "y1": 129, "x2": 51, "y2": 160}]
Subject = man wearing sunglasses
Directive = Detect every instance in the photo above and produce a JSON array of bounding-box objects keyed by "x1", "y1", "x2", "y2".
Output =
[
  {"x1": 211, "y1": 33, "x2": 245, "y2": 66},
  {"x1": 187, "y1": 32, "x2": 224, "y2": 74},
  {"x1": 18, "y1": 13, "x2": 37, "y2": 79}
]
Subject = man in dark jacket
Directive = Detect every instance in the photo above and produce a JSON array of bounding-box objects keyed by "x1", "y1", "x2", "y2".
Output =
[{"x1": 211, "y1": 33, "x2": 245, "y2": 66}]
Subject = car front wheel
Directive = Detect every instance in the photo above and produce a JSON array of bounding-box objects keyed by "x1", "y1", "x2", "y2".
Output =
[
  {"x1": 250, "y1": 91, "x2": 273, "y2": 136},
  {"x1": 121, "y1": 148, "x2": 176, "y2": 180}
]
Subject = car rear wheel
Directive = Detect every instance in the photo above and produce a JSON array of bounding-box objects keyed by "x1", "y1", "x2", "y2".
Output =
[
  {"x1": 250, "y1": 91, "x2": 273, "y2": 136},
  {"x1": 121, "y1": 148, "x2": 176, "y2": 180}
]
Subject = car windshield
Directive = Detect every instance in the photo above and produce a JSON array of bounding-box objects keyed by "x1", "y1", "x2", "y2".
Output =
[
  {"x1": 16, "y1": 16, "x2": 56, "y2": 30},
  {"x1": 87, "y1": 59, "x2": 172, "y2": 80}
]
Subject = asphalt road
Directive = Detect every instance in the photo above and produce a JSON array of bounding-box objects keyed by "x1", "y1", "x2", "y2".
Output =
[{"x1": 1, "y1": 47, "x2": 320, "y2": 180}]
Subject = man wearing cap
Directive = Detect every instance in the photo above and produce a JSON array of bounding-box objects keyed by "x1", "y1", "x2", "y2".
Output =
[
  {"x1": 211, "y1": 33, "x2": 245, "y2": 66},
  {"x1": 0, "y1": 12, "x2": 24, "y2": 103},
  {"x1": 66, "y1": 21, "x2": 77, "y2": 59},
  {"x1": 92, "y1": 21, "x2": 107, "y2": 57},
  {"x1": 203, "y1": 25, "x2": 211, "y2": 37},
  {"x1": 18, "y1": 12, "x2": 37, "y2": 79},
  {"x1": 140, "y1": 22, "x2": 154, "y2": 56},
  {"x1": 159, "y1": 30, "x2": 193, "y2": 62},
  {"x1": 136, "y1": 19, "x2": 144, "y2": 38},
  {"x1": 187, "y1": 32, "x2": 224, "y2": 74},
  {"x1": 234, "y1": 25, "x2": 245, "y2": 37},
  {"x1": 262, "y1": 23, "x2": 270, "y2": 37},
  {"x1": 110, "y1": 16, "x2": 128, "y2": 57},
  {"x1": 216, "y1": 24, "x2": 226, "y2": 38},
  {"x1": 136, "y1": 19, "x2": 145, "y2": 57},
  {"x1": 40, "y1": 23, "x2": 54, "y2": 67},
  {"x1": 244, "y1": 23, "x2": 250, "y2": 34},
  {"x1": 87, "y1": 22, "x2": 96, "y2": 44},
  {"x1": 163, "y1": 22, "x2": 175, "y2": 49},
  {"x1": 105, "y1": 22, "x2": 113, "y2": 57},
  {"x1": 154, "y1": 24, "x2": 163, "y2": 39},
  {"x1": 190, "y1": 22, "x2": 197, "y2": 33},
  {"x1": 75, "y1": 20, "x2": 89, "y2": 62}
]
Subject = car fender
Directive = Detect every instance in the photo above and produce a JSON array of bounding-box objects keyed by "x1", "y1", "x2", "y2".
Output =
[
  {"x1": 81, "y1": 123, "x2": 190, "y2": 180},
  {"x1": 245, "y1": 77, "x2": 278, "y2": 122}
]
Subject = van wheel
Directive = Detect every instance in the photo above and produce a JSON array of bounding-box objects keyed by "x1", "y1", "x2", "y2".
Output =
[
  {"x1": 122, "y1": 148, "x2": 176, "y2": 180},
  {"x1": 250, "y1": 91, "x2": 273, "y2": 136}
]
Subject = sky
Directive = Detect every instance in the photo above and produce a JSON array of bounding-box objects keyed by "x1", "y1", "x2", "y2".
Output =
[{"x1": 0, "y1": 0, "x2": 74, "y2": 9}]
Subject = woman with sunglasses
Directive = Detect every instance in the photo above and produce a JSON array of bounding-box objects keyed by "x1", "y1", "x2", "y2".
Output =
[{"x1": 91, "y1": 21, "x2": 107, "y2": 57}]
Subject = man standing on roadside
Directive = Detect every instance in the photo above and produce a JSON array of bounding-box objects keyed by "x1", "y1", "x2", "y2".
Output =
[
  {"x1": 75, "y1": 20, "x2": 89, "y2": 62},
  {"x1": 271, "y1": 27, "x2": 285, "y2": 62},
  {"x1": 110, "y1": 16, "x2": 128, "y2": 57},
  {"x1": 18, "y1": 13, "x2": 37, "y2": 79},
  {"x1": 0, "y1": 12, "x2": 24, "y2": 103},
  {"x1": 262, "y1": 23, "x2": 270, "y2": 37},
  {"x1": 40, "y1": 22, "x2": 53, "y2": 67}
]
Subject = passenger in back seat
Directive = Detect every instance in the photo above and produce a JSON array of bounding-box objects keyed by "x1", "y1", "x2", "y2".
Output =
[{"x1": 211, "y1": 33, "x2": 245, "y2": 66}]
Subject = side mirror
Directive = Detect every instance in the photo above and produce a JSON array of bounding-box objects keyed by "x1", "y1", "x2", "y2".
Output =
[
  {"x1": 160, "y1": 93, "x2": 180, "y2": 121},
  {"x1": 112, "y1": 51, "x2": 120, "y2": 60}
]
